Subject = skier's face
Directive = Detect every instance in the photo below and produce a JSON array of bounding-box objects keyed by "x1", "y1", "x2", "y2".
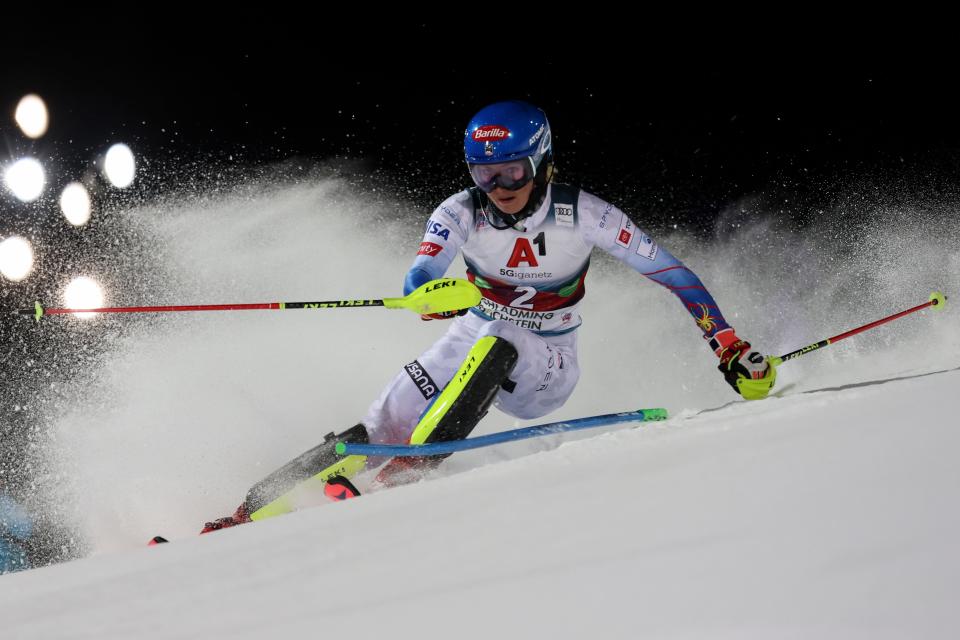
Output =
[{"x1": 487, "y1": 180, "x2": 534, "y2": 215}]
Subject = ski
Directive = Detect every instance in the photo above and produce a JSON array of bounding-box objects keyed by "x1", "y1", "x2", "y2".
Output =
[
  {"x1": 148, "y1": 408, "x2": 666, "y2": 545},
  {"x1": 146, "y1": 478, "x2": 362, "y2": 546}
]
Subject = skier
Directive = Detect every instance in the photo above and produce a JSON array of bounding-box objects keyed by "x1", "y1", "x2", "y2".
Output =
[{"x1": 201, "y1": 100, "x2": 776, "y2": 532}]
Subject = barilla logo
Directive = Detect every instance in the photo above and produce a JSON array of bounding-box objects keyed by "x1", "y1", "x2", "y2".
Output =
[{"x1": 473, "y1": 125, "x2": 510, "y2": 141}]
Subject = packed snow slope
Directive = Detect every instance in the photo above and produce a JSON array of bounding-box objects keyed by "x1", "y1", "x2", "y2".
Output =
[{"x1": 2, "y1": 177, "x2": 958, "y2": 638}]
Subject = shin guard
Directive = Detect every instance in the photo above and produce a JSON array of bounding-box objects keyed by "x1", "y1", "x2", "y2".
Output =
[{"x1": 376, "y1": 336, "x2": 518, "y2": 485}]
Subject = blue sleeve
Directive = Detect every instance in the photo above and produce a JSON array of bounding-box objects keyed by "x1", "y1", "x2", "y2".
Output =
[
  {"x1": 582, "y1": 196, "x2": 732, "y2": 342},
  {"x1": 404, "y1": 265, "x2": 445, "y2": 296},
  {"x1": 633, "y1": 245, "x2": 732, "y2": 340}
]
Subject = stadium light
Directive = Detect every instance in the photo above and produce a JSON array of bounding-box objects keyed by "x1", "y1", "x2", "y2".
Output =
[
  {"x1": 0, "y1": 236, "x2": 35, "y2": 281},
  {"x1": 64, "y1": 276, "x2": 106, "y2": 319},
  {"x1": 4, "y1": 158, "x2": 46, "y2": 202},
  {"x1": 60, "y1": 182, "x2": 92, "y2": 226},
  {"x1": 14, "y1": 94, "x2": 49, "y2": 139},
  {"x1": 103, "y1": 144, "x2": 136, "y2": 188}
]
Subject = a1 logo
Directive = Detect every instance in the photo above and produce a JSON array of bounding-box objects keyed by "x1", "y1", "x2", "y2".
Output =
[{"x1": 506, "y1": 232, "x2": 547, "y2": 268}]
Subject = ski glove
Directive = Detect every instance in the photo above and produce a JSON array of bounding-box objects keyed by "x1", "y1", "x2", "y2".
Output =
[
  {"x1": 714, "y1": 330, "x2": 777, "y2": 400},
  {"x1": 421, "y1": 308, "x2": 469, "y2": 321}
]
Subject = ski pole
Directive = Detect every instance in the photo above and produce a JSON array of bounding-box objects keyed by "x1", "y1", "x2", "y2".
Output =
[
  {"x1": 771, "y1": 291, "x2": 947, "y2": 367},
  {"x1": 336, "y1": 408, "x2": 669, "y2": 457},
  {"x1": 15, "y1": 278, "x2": 481, "y2": 322}
]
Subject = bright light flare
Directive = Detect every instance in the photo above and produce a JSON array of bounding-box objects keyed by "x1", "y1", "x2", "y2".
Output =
[
  {"x1": 0, "y1": 236, "x2": 35, "y2": 282},
  {"x1": 4, "y1": 158, "x2": 46, "y2": 202},
  {"x1": 15, "y1": 94, "x2": 49, "y2": 138},
  {"x1": 103, "y1": 144, "x2": 136, "y2": 188},
  {"x1": 64, "y1": 276, "x2": 106, "y2": 319},
  {"x1": 60, "y1": 182, "x2": 92, "y2": 226}
]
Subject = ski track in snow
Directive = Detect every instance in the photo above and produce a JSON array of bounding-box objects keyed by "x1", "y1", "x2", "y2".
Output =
[{"x1": 3, "y1": 367, "x2": 958, "y2": 639}]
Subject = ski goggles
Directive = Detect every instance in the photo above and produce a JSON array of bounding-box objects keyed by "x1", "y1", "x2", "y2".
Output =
[{"x1": 468, "y1": 159, "x2": 535, "y2": 193}]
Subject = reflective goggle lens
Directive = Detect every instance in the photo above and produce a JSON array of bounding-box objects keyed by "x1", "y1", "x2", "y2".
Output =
[{"x1": 468, "y1": 160, "x2": 534, "y2": 193}]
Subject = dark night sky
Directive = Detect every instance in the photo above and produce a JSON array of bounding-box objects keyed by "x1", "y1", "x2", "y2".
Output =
[{"x1": 3, "y1": 20, "x2": 959, "y2": 232}]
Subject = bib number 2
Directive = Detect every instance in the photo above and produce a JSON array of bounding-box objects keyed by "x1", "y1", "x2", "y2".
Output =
[{"x1": 512, "y1": 286, "x2": 536, "y2": 309}]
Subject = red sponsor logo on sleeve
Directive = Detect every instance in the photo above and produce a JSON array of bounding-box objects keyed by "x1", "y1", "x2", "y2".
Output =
[
  {"x1": 618, "y1": 229, "x2": 632, "y2": 245},
  {"x1": 418, "y1": 242, "x2": 443, "y2": 256}
]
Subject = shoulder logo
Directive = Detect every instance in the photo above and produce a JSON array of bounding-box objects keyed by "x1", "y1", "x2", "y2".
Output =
[
  {"x1": 427, "y1": 221, "x2": 450, "y2": 240},
  {"x1": 636, "y1": 232, "x2": 658, "y2": 260},
  {"x1": 598, "y1": 204, "x2": 614, "y2": 229},
  {"x1": 418, "y1": 242, "x2": 443, "y2": 256},
  {"x1": 615, "y1": 212, "x2": 634, "y2": 248},
  {"x1": 439, "y1": 205, "x2": 461, "y2": 228}
]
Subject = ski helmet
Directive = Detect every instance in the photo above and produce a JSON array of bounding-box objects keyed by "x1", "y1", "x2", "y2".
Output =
[
  {"x1": 464, "y1": 100, "x2": 552, "y2": 186},
  {"x1": 464, "y1": 100, "x2": 554, "y2": 226}
]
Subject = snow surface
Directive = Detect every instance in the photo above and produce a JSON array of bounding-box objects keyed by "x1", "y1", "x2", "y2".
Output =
[{"x1": 2, "y1": 178, "x2": 958, "y2": 638}]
